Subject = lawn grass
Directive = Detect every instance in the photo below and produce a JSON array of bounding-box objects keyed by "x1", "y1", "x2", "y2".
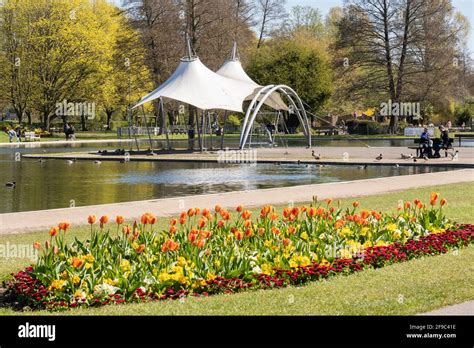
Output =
[{"x1": 0, "y1": 181, "x2": 473, "y2": 315}]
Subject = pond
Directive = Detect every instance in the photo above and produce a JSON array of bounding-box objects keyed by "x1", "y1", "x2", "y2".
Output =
[{"x1": 0, "y1": 145, "x2": 454, "y2": 213}]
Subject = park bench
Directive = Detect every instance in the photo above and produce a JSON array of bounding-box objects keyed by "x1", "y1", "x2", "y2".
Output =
[
  {"x1": 24, "y1": 131, "x2": 40, "y2": 142},
  {"x1": 454, "y1": 133, "x2": 474, "y2": 146},
  {"x1": 408, "y1": 138, "x2": 453, "y2": 158},
  {"x1": 314, "y1": 127, "x2": 340, "y2": 136}
]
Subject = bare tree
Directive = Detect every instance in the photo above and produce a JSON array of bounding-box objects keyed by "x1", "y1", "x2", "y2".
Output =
[
  {"x1": 333, "y1": 0, "x2": 467, "y2": 132},
  {"x1": 255, "y1": 0, "x2": 287, "y2": 49}
]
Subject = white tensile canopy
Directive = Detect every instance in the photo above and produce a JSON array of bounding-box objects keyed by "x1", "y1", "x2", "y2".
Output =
[
  {"x1": 216, "y1": 58, "x2": 289, "y2": 111},
  {"x1": 133, "y1": 56, "x2": 258, "y2": 112}
]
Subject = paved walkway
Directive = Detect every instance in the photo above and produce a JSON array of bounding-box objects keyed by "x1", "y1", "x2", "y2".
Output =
[
  {"x1": 22, "y1": 146, "x2": 474, "y2": 168},
  {"x1": 1, "y1": 169, "x2": 473, "y2": 235},
  {"x1": 422, "y1": 300, "x2": 474, "y2": 315}
]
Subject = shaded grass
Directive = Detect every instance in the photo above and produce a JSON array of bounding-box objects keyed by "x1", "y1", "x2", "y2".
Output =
[{"x1": 0, "y1": 181, "x2": 473, "y2": 315}]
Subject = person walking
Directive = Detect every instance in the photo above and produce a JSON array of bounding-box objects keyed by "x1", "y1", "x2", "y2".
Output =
[{"x1": 7, "y1": 128, "x2": 17, "y2": 143}]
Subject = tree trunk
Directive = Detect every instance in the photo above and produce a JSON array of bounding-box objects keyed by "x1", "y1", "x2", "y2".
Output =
[
  {"x1": 391, "y1": 0, "x2": 412, "y2": 134},
  {"x1": 382, "y1": 0, "x2": 397, "y2": 134},
  {"x1": 106, "y1": 110, "x2": 114, "y2": 131},
  {"x1": 43, "y1": 112, "x2": 50, "y2": 131},
  {"x1": 26, "y1": 110, "x2": 32, "y2": 125},
  {"x1": 81, "y1": 114, "x2": 87, "y2": 131},
  {"x1": 257, "y1": 1, "x2": 269, "y2": 49}
]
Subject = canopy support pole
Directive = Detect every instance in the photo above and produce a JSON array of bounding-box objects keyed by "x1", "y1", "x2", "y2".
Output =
[
  {"x1": 196, "y1": 109, "x2": 202, "y2": 152},
  {"x1": 159, "y1": 98, "x2": 171, "y2": 151},
  {"x1": 130, "y1": 107, "x2": 140, "y2": 152},
  {"x1": 220, "y1": 111, "x2": 227, "y2": 150},
  {"x1": 141, "y1": 105, "x2": 155, "y2": 155}
]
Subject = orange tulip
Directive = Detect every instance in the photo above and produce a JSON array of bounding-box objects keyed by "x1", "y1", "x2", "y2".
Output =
[
  {"x1": 325, "y1": 198, "x2": 333, "y2": 205},
  {"x1": 179, "y1": 217, "x2": 186, "y2": 225},
  {"x1": 414, "y1": 198, "x2": 421, "y2": 205},
  {"x1": 161, "y1": 239, "x2": 179, "y2": 252},
  {"x1": 404, "y1": 201, "x2": 411, "y2": 209},
  {"x1": 170, "y1": 218, "x2": 177, "y2": 226},
  {"x1": 136, "y1": 244, "x2": 145, "y2": 253},
  {"x1": 71, "y1": 257, "x2": 84, "y2": 268},
  {"x1": 58, "y1": 222, "x2": 71, "y2": 231},
  {"x1": 334, "y1": 219, "x2": 345, "y2": 229},
  {"x1": 87, "y1": 215, "x2": 96, "y2": 225},
  {"x1": 244, "y1": 220, "x2": 252, "y2": 228},
  {"x1": 170, "y1": 240, "x2": 179, "y2": 251},
  {"x1": 214, "y1": 205, "x2": 222, "y2": 213},
  {"x1": 222, "y1": 210, "x2": 231, "y2": 221},
  {"x1": 169, "y1": 225, "x2": 177, "y2": 234},
  {"x1": 148, "y1": 214, "x2": 157, "y2": 225},
  {"x1": 49, "y1": 227, "x2": 58, "y2": 237},
  {"x1": 283, "y1": 238, "x2": 291, "y2": 247},
  {"x1": 236, "y1": 205, "x2": 244, "y2": 213},
  {"x1": 115, "y1": 216, "x2": 125, "y2": 225},
  {"x1": 372, "y1": 212, "x2": 382, "y2": 220},
  {"x1": 329, "y1": 207, "x2": 335, "y2": 213},
  {"x1": 316, "y1": 207, "x2": 325, "y2": 216},
  {"x1": 307, "y1": 207, "x2": 316, "y2": 217},
  {"x1": 271, "y1": 227, "x2": 280, "y2": 235},
  {"x1": 352, "y1": 201, "x2": 360, "y2": 208},
  {"x1": 241, "y1": 210, "x2": 252, "y2": 220},
  {"x1": 430, "y1": 192, "x2": 439, "y2": 206},
  {"x1": 198, "y1": 217, "x2": 207, "y2": 228},
  {"x1": 440, "y1": 198, "x2": 447, "y2": 206},
  {"x1": 217, "y1": 220, "x2": 225, "y2": 228},
  {"x1": 33, "y1": 242, "x2": 41, "y2": 250},
  {"x1": 288, "y1": 226, "x2": 296, "y2": 234},
  {"x1": 122, "y1": 225, "x2": 131, "y2": 235},
  {"x1": 258, "y1": 227, "x2": 266, "y2": 236},
  {"x1": 245, "y1": 229, "x2": 253, "y2": 237},
  {"x1": 99, "y1": 216, "x2": 108, "y2": 227},
  {"x1": 188, "y1": 232, "x2": 197, "y2": 243},
  {"x1": 360, "y1": 210, "x2": 370, "y2": 219},
  {"x1": 234, "y1": 230, "x2": 244, "y2": 240},
  {"x1": 417, "y1": 202, "x2": 424, "y2": 209},
  {"x1": 260, "y1": 205, "x2": 272, "y2": 218}
]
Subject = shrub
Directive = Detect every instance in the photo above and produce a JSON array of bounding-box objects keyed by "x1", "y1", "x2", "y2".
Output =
[{"x1": 346, "y1": 120, "x2": 383, "y2": 135}]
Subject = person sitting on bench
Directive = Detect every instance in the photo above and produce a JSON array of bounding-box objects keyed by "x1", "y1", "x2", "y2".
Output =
[
  {"x1": 419, "y1": 127, "x2": 432, "y2": 158},
  {"x1": 439, "y1": 126, "x2": 450, "y2": 148},
  {"x1": 432, "y1": 125, "x2": 452, "y2": 158}
]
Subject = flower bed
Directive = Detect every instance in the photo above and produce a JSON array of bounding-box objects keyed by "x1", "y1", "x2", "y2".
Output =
[{"x1": 4, "y1": 193, "x2": 474, "y2": 311}]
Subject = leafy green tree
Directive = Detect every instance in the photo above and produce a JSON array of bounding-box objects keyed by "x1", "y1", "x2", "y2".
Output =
[{"x1": 247, "y1": 31, "x2": 333, "y2": 121}]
